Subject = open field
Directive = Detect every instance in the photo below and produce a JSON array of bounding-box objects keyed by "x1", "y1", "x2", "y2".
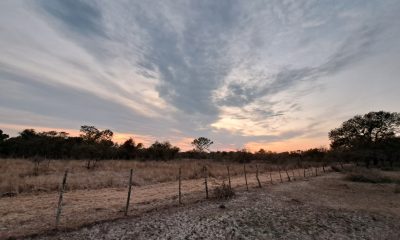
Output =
[
  {"x1": 0, "y1": 161, "x2": 323, "y2": 239},
  {"x1": 0, "y1": 159, "x2": 308, "y2": 195},
  {"x1": 27, "y1": 171, "x2": 400, "y2": 240}
]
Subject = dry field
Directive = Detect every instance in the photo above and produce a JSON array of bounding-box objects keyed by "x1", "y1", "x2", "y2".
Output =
[
  {"x1": 0, "y1": 159, "x2": 301, "y2": 195},
  {"x1": 0, "y1": 159, "x2": 322, "y2": 239},
  {"x1": 30, "y1": 172, "x2": 400, "y2": 240}
]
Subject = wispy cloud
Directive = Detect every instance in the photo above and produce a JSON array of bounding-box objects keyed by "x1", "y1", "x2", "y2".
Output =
[{"x1": 1, "y1": 0, "x2": 400, "y2": 151}]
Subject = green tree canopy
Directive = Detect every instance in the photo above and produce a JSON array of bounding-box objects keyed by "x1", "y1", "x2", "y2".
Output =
[{"x1": 329, "y1": 111, "x2": 400, "y2": 150}]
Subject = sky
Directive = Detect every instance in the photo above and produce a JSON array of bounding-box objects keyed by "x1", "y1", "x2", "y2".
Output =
[{"x1": 1, "y1": 0, "x2": 400, "y2": 152}]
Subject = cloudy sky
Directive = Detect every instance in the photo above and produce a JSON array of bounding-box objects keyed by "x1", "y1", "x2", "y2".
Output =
[{"x1": 1, "y1": 0, "x2": 399, "y2": 152}]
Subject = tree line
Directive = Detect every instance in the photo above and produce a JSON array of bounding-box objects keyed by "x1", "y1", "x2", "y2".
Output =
[
  {"x1": 0, "y1": 111, "x2": 399, "y2": 168},
  {"x1": 0, "y1": 126, "x2": 179, "y2": 163}
]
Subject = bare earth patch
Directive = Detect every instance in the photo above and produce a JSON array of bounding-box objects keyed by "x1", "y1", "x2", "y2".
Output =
[{"x1": 22, "y1": 172, "x2": 400, "y2": 240}]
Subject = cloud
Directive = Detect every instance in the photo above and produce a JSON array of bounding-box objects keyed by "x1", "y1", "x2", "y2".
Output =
[
  {"x1": 1, "y1": 0, "x2": 400, "y2": 151},
  {"x1": 38, "y1": 0, "x2": 106, "y2": 37}
]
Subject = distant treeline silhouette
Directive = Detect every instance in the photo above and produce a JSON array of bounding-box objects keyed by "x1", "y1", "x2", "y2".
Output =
[{"x1": 0, "y1": 111, "x2": 399, "y2": 168}]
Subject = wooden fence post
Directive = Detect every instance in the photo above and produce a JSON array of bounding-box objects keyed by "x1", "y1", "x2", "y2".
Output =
[
  {"x1": 256, "y1": 164, "x2": 262, "y2": 188},
  {"x1": 322, "y1": 165, "x2": 326, "y2": 173},
  {"x1": 285, "y1": 169, "x2": 291, "y2": 181},
  {"x1": 315, "y1": 166, "x2": 318, "y2": 176},
  {"x1": 279, "y1": 168, "x2": 283, "y2": 183},
  {"x1": 204, "y1": 166, "x2": 209, "y2": 199},
  {"x1": 303, "y1": 167, "x2": 306, "y2": 178},
  {"x1": 55, "y1": 169, "x2": 68, "y2": 229},
  {"x1": 269, "y1": 171, "x2": 273, "y2": 184},
  {"x1": 178, "y1": 167, "x2": 182, "y2": 204},
  {"x1": 124, "y1": 169, "x2": 133, "y2": 216},
  {"x1": 244, "y1": 164, "x2": 249, "y2": 191},
  {"x1": 227, "y1": 165, "x2": 231, "y2": 189}
]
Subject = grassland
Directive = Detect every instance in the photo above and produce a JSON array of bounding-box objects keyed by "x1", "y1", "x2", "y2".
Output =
[{"x1": 0, "y1": 158, "x2": 304, "y2": 195}]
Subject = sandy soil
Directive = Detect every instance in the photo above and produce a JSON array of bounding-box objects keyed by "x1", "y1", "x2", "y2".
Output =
[
  {"x1": 1, "y1": 167, "x2": 316, "y2": 239},
  {"x1": 27, "y1": 172, "x2": 400, "y2": 240}
]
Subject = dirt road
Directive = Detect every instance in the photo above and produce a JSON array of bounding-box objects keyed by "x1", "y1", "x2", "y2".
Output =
[{"x1": 29, "y1": 172, "x2": 400, "y2": 240}]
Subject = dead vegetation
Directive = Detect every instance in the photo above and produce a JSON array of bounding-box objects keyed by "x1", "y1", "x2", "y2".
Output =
[
  {"x1": 0, "y1": 158, "x2": 298, "y2": 196},
  {"x1": 213, "y1": 182, "x2": 235, "y2": 200},
  {"x1": 343, "y1": 167, "x2": 400, "y2": 184}
]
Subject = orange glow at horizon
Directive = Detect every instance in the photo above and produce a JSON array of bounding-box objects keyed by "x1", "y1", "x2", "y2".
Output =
[
  {"x1": 244, "y1": 137, "x2": 330, "y2": 153},
  {"x1": 0, "y1": 123, "x2": 329, "y2": 153}
]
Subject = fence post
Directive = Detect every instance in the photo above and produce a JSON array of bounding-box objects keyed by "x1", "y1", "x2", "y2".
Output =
[
  {"x1": 291, "y1": 169, "x2": 296, "y2": 181},
  {"x1": 227, "y1": 165, "x2": 231, "y2": 189},
  {"x1": 204, "y1": 166, "x2": 209, "y2": 199},
  {"x1": 303, "y1": 167, "x2": 306, "y2": 178},
  {"x1": 279, "y1": 168, "x2": 283, "y2": 183},
  {"x1": 322, "y1": 165, "x2": 326, "y2": 173},
  {"x1": 285, "y1": 169, "x2": 291, "y2": 181},
  {"x1": 315, "y1": 166, "x2": 318, "y2": 176},
  {"x1": 55, "y1": 169, "x2": 68, "y2": 229},
  {"x1": 256, "y1": 164, "x2": 262, "y2": 188},
  {"x1": 269, "y1": 171, "x2": 273, "y2": 184},
  {"x1": 244, "y1": 164, "x2": 249, "y2": 191},
  {"x1": 178, "y1": 167, "x2": 182, "y2": 204},
  {"x1": 124, "y1": 169, "x2": 133, "y2": 216}
]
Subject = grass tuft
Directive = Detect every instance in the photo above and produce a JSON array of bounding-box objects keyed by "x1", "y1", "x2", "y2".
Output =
[{"x1": 213, "y1": 182, "x2": 235, "y2": 200}]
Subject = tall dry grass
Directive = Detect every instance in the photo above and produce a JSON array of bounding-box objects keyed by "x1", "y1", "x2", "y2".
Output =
[{"x1": 0, "y1": 159, "x2": 287, "y2": 195}]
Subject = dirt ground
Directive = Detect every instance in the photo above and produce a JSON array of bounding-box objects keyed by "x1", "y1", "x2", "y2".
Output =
[
  {"x1": 2, "y1": 168, "x2": 400, "y2": 239},
  {"x1": 1, "y1": 167, "x2": 312, "y2": 239},
  {"x1": 29, "y1": 172, "x2": 400, "y2": 240}
]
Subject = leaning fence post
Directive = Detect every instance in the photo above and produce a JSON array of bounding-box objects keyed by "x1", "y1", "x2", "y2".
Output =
[
  {"x1": 285, "y1": 169, "x2": 291, "y2": 181},
  {"x1": 256, "y1": 164, "x2": 262, "y2": 188},
  {"x1": 124, "y1": 169, "x2": 133, "y2": 216},
  {"x1": 178, "y1": 167, "x2": 182, "y2": 204},
  {"x1": 204, "y1": 166, "x2": 209, "y2": 199},
  {"x1": 55, "y1": 169, "x2": 68, "y2": 229},
  {"x1": 244, "y1": 164, "x2": 249, "y2": 191},
  {"x1": 279, "y1": 168, "x2": 283, "y2": 183},
  {"x1": 227, "y1": 165, "x2": 231, "y2": 189}
]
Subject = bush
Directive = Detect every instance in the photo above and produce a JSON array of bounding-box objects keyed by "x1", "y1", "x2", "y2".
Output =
[
  {"x1": 346, "y1": 168, "x2": 397, "y2": 184},
  {"x1": 213, "y1": 182, "x2": 235, "y2": 200}
]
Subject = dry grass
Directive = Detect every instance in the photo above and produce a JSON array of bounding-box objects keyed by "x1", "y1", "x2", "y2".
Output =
[
  {"x1": 0, "y1": 158, "x2": 289, "y2": 195},
  {"x1": 213, "y1": 182, "x2": 235, "y2": 200},
  {"x1": 0, "y1": 164, "x2": 329, "y2": 238},
  {"x1": 345, "y1": 167, "x2": 400, "y2": 184}
]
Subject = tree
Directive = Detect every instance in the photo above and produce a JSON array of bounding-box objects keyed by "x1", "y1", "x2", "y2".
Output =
[
  {"x1": 191, "y1": 137, "x2": 213, "y2": 153},
  {"x1": 80, "y1": 125, "x2": 114, "y2": 142},
  {"x1": 0, "y1": 129, "x2": 9, "y2": 156},
  {"x1": 147, "y1": 141, "x2": 180, "y2": 160},
  {"x1": 329, "y1": 111, "x2": 400, "y2": 150},
  {"x1": 0, "y1": 129, "x2": 9, "y2": 142},
  {"x1": 79, "y1": 126, "x2": 114, "y2": 168},
  {"x1": 119, "y1": 138, "x2": 143, "y2": 159},
  {"x1": 329, "y1": 111, "x2": 400, "y2": 167}
]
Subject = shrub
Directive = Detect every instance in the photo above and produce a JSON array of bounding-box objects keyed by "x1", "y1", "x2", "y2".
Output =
[
  {"x1": 345, "y1": 168, "x2": 397, "y2": 184},
  {"x1": 213, "y1": 182, "x2": 235, "y2": 200}
]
